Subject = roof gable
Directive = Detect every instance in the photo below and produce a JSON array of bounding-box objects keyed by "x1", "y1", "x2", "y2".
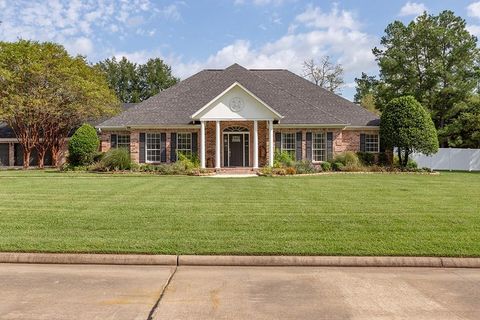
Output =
[{"x1": 191, "y1": 82, "x2": 283, "y2": 120}]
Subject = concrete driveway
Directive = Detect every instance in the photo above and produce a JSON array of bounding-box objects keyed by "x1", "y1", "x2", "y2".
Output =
[{"x1": 1, "y1": 264, "x2": 479, "y2": 320}]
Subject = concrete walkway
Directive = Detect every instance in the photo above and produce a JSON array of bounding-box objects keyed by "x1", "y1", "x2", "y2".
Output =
[{"x1": 1, "y1": 264, "x2": 479, "y2": 320}]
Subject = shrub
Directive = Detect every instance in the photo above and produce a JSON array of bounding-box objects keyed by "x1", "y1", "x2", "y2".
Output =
[
  {"x1": 294, "y1": 160, "x2": 317, "y2": 174},
  {"x1": 333, "y1": 151, "x2": 361, "y2": 167},
  {"x1": 177, "y1": 152, "x2": 200, "y2": 170},
  {"x1": 272, "y1": 168, "x2": 287, "y2": 175},
  {"x1": 357, "y1": 152, "x2": 375, "y2": 166},
  {"x1": 258, "y1": 166, "x2": 273, "y2": 176},
  {"x1": 332, "y1": 162, "x2": 344, "y2": 171},
  {"x1": 285, "y1": 167, "x2": 296, "y2": 175},
  {"x1": 273, "y1": 151, "x2": 294, "y2": 168},
  {"x1": 321, "y1": 161, "x2": 331, "y2": 171},
  {"x1": 93, "y1": 152, "x2": 105, "y2": 163},
  {"x1": 380, "y1": 96, "x2": 438, "y2": 167},
  {"x1": 393, "y1": 156, "x2": 418, "y2": 170},
  {"x1": 378, "y1": 152, "x2": 390, "y2": 166},
  {"x1": 100, "y1": 148, "x2": 132, "y2": 171},
  {"x1": 68, "y1": 124, "x2": 99, "y2": 166}
]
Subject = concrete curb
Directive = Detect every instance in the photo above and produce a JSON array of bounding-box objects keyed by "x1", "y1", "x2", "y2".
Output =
[
  {"x1": 0, "y1": 253, "x2": 177, "y2": 265},
  {"x1": 178, "y1": 255, "x2": 445, "y2": 267},
  {"x1": 0, "y1": 253, "x2": 479, "y2": 268}
]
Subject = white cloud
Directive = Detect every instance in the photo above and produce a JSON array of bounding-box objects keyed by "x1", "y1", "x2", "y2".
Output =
[
  {"x1": 468, "y1": 2, "x2": 480, "y2": 18},
  {"x1": 161, "y1": 4, "x2": 182, "y2": 21},
  {"x1": 162, "y1": 4, "x2": 378, "y2": 85},
  {"x1": 399, "y1": 2, "x2": 427, "y2": 17},
  {"x1": 467, "y1": 24, "x2": 480, "y2": 36},
  {"x1": 0, "y1": 0, "x2": 172, "y2": 59},
  {"x1": 65, "y1": 37, "x2": 93, "y2": 56}
]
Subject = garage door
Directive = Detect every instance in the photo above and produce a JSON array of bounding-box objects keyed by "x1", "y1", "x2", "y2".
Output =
[{"x1": 0, "y1": 144, "x2": 8, "y2": 166}]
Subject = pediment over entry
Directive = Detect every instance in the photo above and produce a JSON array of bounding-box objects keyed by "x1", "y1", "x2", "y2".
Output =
[{"x1": 191, "y1": 82, "x2": 283, "y2": 121}]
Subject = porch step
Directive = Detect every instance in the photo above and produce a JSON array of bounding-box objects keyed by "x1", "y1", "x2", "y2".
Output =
[{"x1": 216, "y1": 167, "x2": 257, "y2": 175}]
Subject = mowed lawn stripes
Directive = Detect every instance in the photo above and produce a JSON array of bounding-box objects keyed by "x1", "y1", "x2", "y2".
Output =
[{"x1": 0, "y1": 171, "x2": 478, "y2": 256}]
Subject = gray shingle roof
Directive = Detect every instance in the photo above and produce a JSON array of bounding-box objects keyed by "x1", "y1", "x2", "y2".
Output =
[{"x1": 97, "y1": 64, "x2": 379, "y2": 128}]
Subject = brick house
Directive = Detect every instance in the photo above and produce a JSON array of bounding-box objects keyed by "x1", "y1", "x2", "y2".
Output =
[{"x1": 97, "y1": 63, "x2": 380, "y2": 170}]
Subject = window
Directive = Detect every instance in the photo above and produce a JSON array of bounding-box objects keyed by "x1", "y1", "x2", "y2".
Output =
[
  {"x1": 281, "y1": 132, "x2": 296, "y2": 159},
  {"x1": 116, "y1": 134, "x2": 130, "y2": 150},
  {"x1": 146, "y1": 133, "x2": 162, "y2": 162},
  {"x1": 177, "y1": 133, "x2": 192, "y2": 156},
  {"x1": 365, "y1": 134, "x2": 379, "y2": 152},
  {"x1": 312, "y1": 132, "x2": 326, "y2": 161}
]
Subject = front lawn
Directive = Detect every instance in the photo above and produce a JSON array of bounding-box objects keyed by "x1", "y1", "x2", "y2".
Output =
[{"x1": 0, "y1": 170, "x2": 478, "y2": 256}]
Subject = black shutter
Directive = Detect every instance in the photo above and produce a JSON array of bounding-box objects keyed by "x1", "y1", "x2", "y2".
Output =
[
  {"x1": 160, "y1": 133, "x2": 167, "y2": 162},
  {"x1": 275, "y1": 132, "x2": 281, "y2": 152},
  {"x1": 110, "y1": 134, "x2": 117, "y2": 148},
  {"x1": 306, "y1": 132, "x2": 312, "y2": 161},
  {"x1": 379, "y1": 134, "x2": 385, "y2": 152},
  {"x1": 191, "y1": 132, "x2": 198, "y2": 155},
  {"x1": 326, "y1": 132, "x2": 333, "y2": 161},
  {"x1": 139, "y1": 133, "x2": 145, "y2": 163},
  {"x1": 296, "y1": 131, "x2": 302, "y2": 160},
  {"x1": 360, "y1": 133, "x2": 366, "y2": 152},
  {"x1": 170, "y1": 132, "x2": 177, "y2": 162}
]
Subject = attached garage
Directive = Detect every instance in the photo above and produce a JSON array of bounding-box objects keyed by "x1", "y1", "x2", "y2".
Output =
[{"x1": 0, "y1": 143, "x2": 9, "y2": 166}]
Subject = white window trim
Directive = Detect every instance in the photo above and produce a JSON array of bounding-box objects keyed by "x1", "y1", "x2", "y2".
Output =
[
  {"x1": 116, "y1": 134, "x2": 130, "y2": 150},
  {"x1": 312, "y1": 131, "x2": 327, "y2": 162},
  {"x1": 145, "y1": 133, "x2": 163, "y2": 164},
  {"x1": 365, "y1": 134, "x2": 380, "y2": 153},
  {"x1": 281, "y1": 132, "x2": 296, "y2": 160},
  {"x1": 176, "y1": 132, "x2": 193, "y2": 157}
]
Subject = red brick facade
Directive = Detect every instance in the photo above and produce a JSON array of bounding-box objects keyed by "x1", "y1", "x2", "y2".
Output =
[{"x1": 100, "y1": 123, "x2": 379, "y2": 167}]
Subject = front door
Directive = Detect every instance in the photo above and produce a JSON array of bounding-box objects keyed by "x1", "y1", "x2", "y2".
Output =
[{"x1": 228, "y1": 134, "x2": 244, "y2": 167}]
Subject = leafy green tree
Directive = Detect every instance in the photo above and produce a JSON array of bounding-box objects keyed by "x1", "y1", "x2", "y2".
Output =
[
  {"x1": 138, "y1": 58, "x2": 178, "y2": 99},
  {"x1": 439, "y1": 96, "x2": 480, "y2": 148},
  {"x1": 354, "y1": 72, "x2": 379, "y2": 104},
  {"x1": 373, "y1": 11, "x2": 479, "y2": 146},
  {"x1": 0, "y1": 40, "x2": 119, "y2": 168},
  {"x1": 68, "y1": 124, "x2": 99, "y2": 166},
  {"x1": 96, "y1": 57, "x2": 178, "y2": 103},
  {"x1": 380, "y1": 96, "x2": 438, "y2": 167}
]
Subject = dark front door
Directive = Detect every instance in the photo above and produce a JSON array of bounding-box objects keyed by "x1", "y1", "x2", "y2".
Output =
[{"x1": 228, "y1": 134, "x2": 244, "y2": 167}]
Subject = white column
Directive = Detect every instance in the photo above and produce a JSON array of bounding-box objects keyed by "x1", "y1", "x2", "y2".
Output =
[
  {"x1": 253, "y1": 120, "x2": 258, "y2": 169},
  {"x1": 215, "y1": 121, "x2": 221, "y2": 169},
  {"x1": 200, "y1": 120, "x2": 206, "y2": 169},
  {"x1": 268, "y1": 120, "x2": 274, "y2": 167}
]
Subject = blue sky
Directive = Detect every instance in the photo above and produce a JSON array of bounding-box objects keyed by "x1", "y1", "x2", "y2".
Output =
[{"x1": 1, "y1": 0, "x2": 480, "y2": 100}]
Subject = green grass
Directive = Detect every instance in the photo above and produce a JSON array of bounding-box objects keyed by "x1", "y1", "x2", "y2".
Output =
[{"x1": 0, "y1": 170, "x2": 479, "y2": 256}]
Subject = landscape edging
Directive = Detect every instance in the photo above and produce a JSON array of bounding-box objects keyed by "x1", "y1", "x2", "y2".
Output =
[{"x1": 0, "y1": 253, "x2": 479, "y2": 268}]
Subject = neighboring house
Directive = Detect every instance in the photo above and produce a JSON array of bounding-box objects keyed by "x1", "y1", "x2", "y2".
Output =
[
  {"x1": 97, "y1": 63, "x2": 380, "y2": 169},
  {"x1": 0, "y1": 103, "x2": 137, "y2": 167}
]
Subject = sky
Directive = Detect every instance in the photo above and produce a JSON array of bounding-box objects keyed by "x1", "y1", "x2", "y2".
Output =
[{"x1": 1, "y1": 0, "x2": 480, "y2": 100}]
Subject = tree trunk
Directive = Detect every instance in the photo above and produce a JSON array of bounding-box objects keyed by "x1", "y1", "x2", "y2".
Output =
[
  {"x1": 403, "y1": 149, "x2": 410, "y2": 167},
  {"x1": 397, "y1": 148, "x2": 402, "y2": 167},
  {"x1": 51, "y1": 146, "x2": 59, "y2": 167},
  {"x1": 37, "y1": 149, "x2": 46, "y2": 169},
  {"x1": 23, "y1": 150, "x2": 31, "y2": 169}
]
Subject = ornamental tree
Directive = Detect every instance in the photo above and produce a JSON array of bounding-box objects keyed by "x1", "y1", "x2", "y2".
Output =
[
  {"x1": 0, "y1": 40, "x2": 119, "y2": 168},
  {"x1": 380, "y1": 96, "x2": 438, "y2": 167}
]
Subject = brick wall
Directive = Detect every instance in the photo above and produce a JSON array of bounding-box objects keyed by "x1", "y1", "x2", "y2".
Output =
[{"x1": 100, "y1": 126, "x2": 380, "y2": 166}]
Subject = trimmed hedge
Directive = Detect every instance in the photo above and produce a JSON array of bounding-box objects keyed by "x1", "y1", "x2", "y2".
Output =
[{"x1": 68, "y1": 124, "x2": 99, "y2": 166}]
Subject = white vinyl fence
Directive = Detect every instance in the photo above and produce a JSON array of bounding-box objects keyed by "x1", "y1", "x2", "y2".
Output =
[{"x1": 410, "y1": 148, "x2": 480, "y2": 171}]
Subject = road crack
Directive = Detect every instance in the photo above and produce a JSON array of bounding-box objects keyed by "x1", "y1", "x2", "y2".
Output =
[{"x1": 146, "y1": 260, "x2": 178, "y2": 320}]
